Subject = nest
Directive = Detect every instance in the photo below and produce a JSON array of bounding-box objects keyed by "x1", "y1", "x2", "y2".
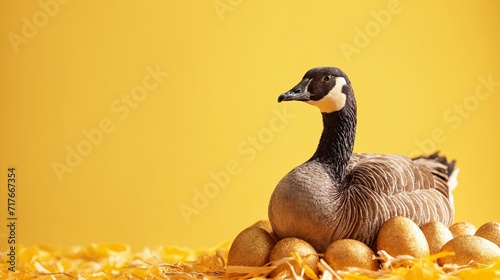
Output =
[{"x1": 1, "y1": 243, "x2": 500, "y2": 279}]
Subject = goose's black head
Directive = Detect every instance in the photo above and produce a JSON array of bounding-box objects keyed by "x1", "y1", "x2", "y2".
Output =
[{"x1": 278, "y1": 67, "x2": 353, "y2": 113}]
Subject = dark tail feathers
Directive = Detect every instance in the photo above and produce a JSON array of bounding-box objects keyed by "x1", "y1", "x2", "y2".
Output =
[{"x1": 413, "y1": 151, "x2": 456, "y2": 177}]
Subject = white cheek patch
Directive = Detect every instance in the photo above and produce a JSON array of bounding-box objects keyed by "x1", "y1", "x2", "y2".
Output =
[{"x1": 307, "y1": 77, "x2": 347, "y2": 113}]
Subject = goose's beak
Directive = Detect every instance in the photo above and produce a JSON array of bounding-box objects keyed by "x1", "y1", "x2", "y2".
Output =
[{"x1": 278, "y1": 80, "x2": 311, "y2": 103}]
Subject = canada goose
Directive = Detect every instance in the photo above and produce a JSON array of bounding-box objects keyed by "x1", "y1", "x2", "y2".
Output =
[{"x1": 268, "y1": 67, "x2": 456, "y2": 252}]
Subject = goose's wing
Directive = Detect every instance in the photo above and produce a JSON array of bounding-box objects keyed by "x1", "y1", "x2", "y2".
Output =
[
  {"x1": 348, "y1": 153, "x2": 452, "y2": 195},
  {"x1": 335, "y1": 153, "x2": 454, "y2": 245}
]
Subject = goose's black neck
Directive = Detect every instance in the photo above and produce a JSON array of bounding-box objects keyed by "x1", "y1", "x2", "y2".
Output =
[{"x1": 310, "y1": 101, "x2": 357, "y2": 183}]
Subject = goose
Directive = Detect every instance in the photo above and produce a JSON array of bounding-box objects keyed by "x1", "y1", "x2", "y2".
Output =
[{"x1": 268, "y1": 67, "x2": 457, "y2": 252}]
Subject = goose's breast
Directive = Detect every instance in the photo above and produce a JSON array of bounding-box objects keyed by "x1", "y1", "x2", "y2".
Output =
[{"x1": 268, "y1": 161, "x2": 339, "y2": 252}]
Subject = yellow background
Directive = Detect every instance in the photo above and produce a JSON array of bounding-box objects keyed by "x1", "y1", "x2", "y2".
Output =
[{"x1": 1, "y1": 1, "x2": 499, "y2": 251}]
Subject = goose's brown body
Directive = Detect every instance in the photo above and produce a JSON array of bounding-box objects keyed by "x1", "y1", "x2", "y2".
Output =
[
  {"x1": 268, "y1": 67, "x2": 455, "y2": 252},
  {"x1": 269, "y1": 153, "x2": 454, "y2": 252}
]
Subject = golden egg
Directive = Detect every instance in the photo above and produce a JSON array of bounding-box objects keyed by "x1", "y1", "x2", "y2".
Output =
[
  {"x1": 324, "y1": 239, "x2": 378, "y2": 271},
  {"x1": 227, "y1": 226, "x2": 276, "y2": 267},
  {"x1": 438, "y1": 235, "x2": 500, "y2": 266},
  {"x1": 449, "y1": 222, "x2": 477, "y2": 236},
  {"x1": 376, "y1": 216, "x2": 430, "y2": 258},
  {"x1": 475, "y1": 222, "x2": 500, "y2": 247},
  {"x1": 251, "y1": 220, "x2": 280, "y2": 242},
  {"x1": 421, "y1": 221, "x2": 454, "y2": 255},
  {"x1": 269, "y1": 237, "x2": 319, "y2": 278}
]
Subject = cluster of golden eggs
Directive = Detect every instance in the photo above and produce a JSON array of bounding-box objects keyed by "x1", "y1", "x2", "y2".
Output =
[{"x1": 227, "y1": 218, "x2": 500, "y2": 277}]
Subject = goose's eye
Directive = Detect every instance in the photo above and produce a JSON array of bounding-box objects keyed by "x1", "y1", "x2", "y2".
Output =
[{"x1": 322, "y1": 75, "x2": 332, "y2": 82}]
